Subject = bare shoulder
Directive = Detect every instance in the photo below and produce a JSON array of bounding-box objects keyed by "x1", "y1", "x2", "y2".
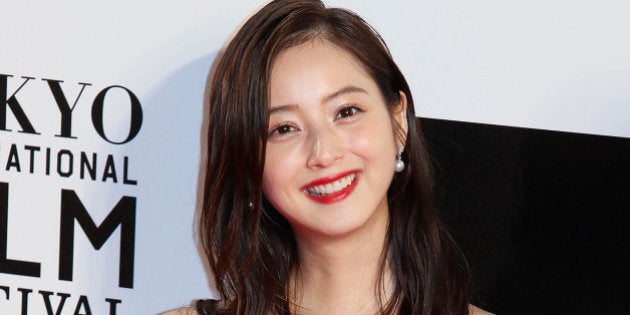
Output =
[
  {"x1": 159, "y1": 307, "x2": 198, "y2": 315},
  {"x1": 469, "y1": 304, "x2": 494, "y2": 315}
]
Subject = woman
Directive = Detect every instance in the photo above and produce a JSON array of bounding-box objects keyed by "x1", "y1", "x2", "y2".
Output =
[{"x1": 166, "y1": 0, "x2": 490, "y2": 314}]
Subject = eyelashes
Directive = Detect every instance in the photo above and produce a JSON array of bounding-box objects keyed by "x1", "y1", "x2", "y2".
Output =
[
  {"x1": 267, "y1": 104, "x2": 364, "y2": 139},
  {"x1": 335, "y1": 105, "x2": 362, "y2": 120},
  {"x1": 268, "y1": 121, "x2": 298, "y2": 138}
]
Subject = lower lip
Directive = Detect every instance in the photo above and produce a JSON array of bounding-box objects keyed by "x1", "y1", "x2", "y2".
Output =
[{"x1": 304, "y1": 173, "x2": 359, "y2": 204}]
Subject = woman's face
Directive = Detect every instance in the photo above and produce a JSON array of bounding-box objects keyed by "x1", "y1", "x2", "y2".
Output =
[{"x1": 263, "y1": 40, "x2": 407, "y2": 242}]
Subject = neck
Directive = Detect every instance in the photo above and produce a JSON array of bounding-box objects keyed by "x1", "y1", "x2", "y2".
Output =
[{"x1": 291, "y1": 212, "x2": 392, "y2": 314}]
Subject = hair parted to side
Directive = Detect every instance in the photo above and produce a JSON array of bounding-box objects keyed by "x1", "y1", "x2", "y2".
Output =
[{"x1": 198, "y1": 0, "x2": 472, "y2": 314}]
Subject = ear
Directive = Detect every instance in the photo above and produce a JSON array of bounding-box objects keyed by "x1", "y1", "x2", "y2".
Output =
[{"x1": 392, "y1": 91, "x2": 408, "y2": 148}]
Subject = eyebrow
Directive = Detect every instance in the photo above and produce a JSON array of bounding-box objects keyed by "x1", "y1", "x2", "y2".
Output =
[
  {"x1": 269, "y1": 104, "x2": 298, "y2": 116},
  {"x1": 324, "y1": 85, "x2": 367, "y2": 103},
  {"x1": 268, "y1": 85, "x2": 367, "y2": 115}
]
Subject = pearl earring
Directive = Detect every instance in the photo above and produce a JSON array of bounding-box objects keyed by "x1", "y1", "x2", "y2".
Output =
[{"x1": 394, "y1": 145, "x2": 405, "y2": 173}]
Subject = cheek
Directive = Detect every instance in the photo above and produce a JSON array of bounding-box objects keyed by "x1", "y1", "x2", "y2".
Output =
[
  {"x1": 262, "y1": 156, "x2": 283, "y2": 198},
  {"x1": 347, "y1": 120, "x2": 397, "y2": 160},
  {"x1": 262, "y1": 144, "x2": 303, "y2": 198},
  {"x1": 262, "y1": 168, "x2": 287, "y2": 213},
  {"x1": 261, "y1": 148, "x2": 306, "y2": 223}
]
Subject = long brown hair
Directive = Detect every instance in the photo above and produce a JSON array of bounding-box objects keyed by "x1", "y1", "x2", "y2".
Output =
[{"x1": 198, "y1": 1, "x2": 472, "y2": 314}]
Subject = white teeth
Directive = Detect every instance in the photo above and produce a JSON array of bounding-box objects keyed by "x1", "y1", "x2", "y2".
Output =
[
  {"x1": 314, "y1": 186, "x2": 322, "y2": 194},
  {"x1": 333, "y1": 181, "x2": 342, "y2": 192},
  {"x1": 325, "y1": 183, "x2": 334, "y2": 193},
  {"x1": 343, "y1": 176, "x2": 351, "y2": 187},
  {"x1": 306, "y1": 173, "x2": 356, "y2": 196}
]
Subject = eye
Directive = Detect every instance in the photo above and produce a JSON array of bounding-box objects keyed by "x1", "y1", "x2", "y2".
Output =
[
  {"x1": 268, "y1": 122, "x2": 298, "y2": 138},
  {"x1": 335, "y1": 105, "x2": 362, "y2": 120}
]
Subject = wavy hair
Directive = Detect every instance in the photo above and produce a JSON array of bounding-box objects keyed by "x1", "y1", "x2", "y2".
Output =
[{"x1": 198, "y1": 0, "x2": 472, "y2": 314}]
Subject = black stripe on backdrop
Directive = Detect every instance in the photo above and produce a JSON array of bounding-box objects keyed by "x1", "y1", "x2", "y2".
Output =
[{"x1": 420, "y1": 117, "x2": 630, "y2": 314}]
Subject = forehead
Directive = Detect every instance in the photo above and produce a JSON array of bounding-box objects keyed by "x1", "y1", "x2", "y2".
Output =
[
  {"x1": 272, "y1": 39, "x2": 366, "y2": 76},
  {"x1": 269, "y1": 39, "x2": 377, "y2": 106}
]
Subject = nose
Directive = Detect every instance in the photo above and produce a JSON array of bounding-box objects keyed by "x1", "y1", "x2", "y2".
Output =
[{"x1": 306, "y1": 127, "x2": 343, "y2": 169}]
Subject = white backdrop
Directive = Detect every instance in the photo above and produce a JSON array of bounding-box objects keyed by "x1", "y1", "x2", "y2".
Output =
[{"x1": 0, "y1": 1, "x2": 628, "y2": 314}]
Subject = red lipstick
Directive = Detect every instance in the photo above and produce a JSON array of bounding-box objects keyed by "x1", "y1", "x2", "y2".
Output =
[{"x1": 301, "y1": 170, "x2": 360, "y2": 204}]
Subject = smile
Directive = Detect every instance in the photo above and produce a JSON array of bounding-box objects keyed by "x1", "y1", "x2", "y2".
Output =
[
  {"x1": 307, "y1": 173, "x2": 356, "y2": 196},
  {"x1": 302, "y1": 170, "x2": 360, "y2": 204}
]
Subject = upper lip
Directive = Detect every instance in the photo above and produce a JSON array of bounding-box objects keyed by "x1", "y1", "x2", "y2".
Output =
[{"x1": 300, "y1": 169, "x2": 360, "y2": 190}]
